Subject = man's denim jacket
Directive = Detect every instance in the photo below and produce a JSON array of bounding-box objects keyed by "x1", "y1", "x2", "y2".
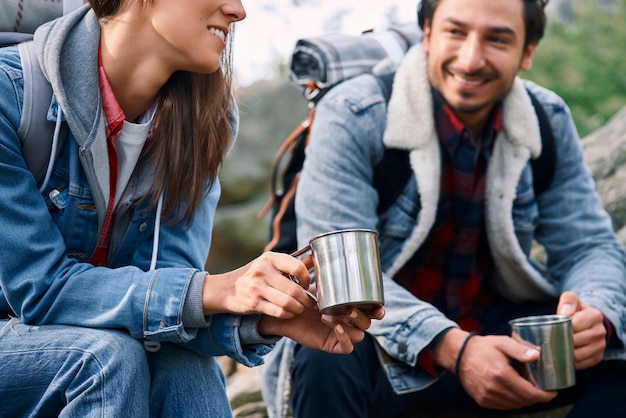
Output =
[{"x1": 261, "y1": 44, "x2": 626, "y2": 417}]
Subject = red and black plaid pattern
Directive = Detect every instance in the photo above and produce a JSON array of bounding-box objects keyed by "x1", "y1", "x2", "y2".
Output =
[{"x1": 394, "y1": 90, "x2": 501, "y2": 333}]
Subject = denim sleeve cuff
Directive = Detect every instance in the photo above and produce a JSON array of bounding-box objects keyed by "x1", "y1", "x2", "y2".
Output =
[
  {"x1": 603, "y1": 315, "x2": 622, "y2": 348},
  {"x1": 416, "y1": 327, "x2": 454, "y2": 376},
  {"x1": 239, "y1": 314, "x2": 282, "y2": 346},
  {"x1": 182, "y1": 272, "x2": 211, "y2": 328}
]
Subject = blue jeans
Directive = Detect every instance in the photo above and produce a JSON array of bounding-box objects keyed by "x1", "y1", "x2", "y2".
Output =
[
  {"x1": 0, "y1": 318, "x2": 232, "y2": 417},
  {"x1": 291, "y1": 302, "x2": 626, "y2": 418}
]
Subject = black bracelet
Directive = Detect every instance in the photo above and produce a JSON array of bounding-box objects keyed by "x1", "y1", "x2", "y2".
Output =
[{"x1": 454, "y1": 332, "x2": 477, "y2": 379}]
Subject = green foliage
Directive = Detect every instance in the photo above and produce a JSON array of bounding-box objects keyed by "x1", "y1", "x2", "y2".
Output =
[{"x1": 524, "y1": 0, "x2": 626, "y2": 137}]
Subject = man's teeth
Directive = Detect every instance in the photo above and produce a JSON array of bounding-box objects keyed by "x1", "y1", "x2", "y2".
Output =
[
  {"x1": 454, "y1": 74, "x2": 482, "y2": 86},
  {"x1": 209, "y1": 27, "x2": 226, "y2": 42}
]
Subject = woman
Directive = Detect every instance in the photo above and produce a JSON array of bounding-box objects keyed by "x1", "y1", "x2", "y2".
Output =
[{"x1": 0, "y1": 1, "x2": 381, "y2": 416}]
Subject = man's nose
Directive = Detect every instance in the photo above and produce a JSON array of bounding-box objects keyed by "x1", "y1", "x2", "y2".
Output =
[{"x1": 456, "y1": 35, "x2": 486, "y2": 73}]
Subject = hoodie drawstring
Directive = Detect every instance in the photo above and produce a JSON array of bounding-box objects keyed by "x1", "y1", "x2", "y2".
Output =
[
  {"x1": 145, "y1": 192, "x2": 163, "y2": 352},
  {"x1": 149, "y1": 192, "x2": 163, "y2": 271},
  {"x1": 39, "y1": 108, "x2": 64, "y2": 193}
]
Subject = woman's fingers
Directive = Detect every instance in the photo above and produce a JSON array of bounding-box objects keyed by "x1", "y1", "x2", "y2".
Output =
[{"x1": 258, "y1": 277, "x2": 317, "y2": 317}]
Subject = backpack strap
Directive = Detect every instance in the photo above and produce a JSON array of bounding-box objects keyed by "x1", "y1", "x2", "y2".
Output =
[
  {"x1": 17, "y1": 41, "x2": 67, "y2": 185},
  {"x1": 527, "y1": 90, "x2": 556, "y2": 196},
  {"x1": 0, "y1": 32, "x2": 33, "y2": 45},
  {"x1": 373, "y1": 73, "x2": 412, "y2": 215}
]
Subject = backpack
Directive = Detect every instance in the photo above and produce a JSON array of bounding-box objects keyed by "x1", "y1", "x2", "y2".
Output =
[
  {"x1": 258, "y1": 26, "x2": 422, "y2": 254},
  {"x1": 259, "y1": 27, "x2": 556, "y2": 255},
  {"x1": 0, "y1": 0, "x2": 83, "y2": 187}
]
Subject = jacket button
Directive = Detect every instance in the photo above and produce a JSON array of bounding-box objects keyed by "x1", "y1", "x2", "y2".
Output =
[
  {"x1": 398, "y1": 343, "x2": 407, "y2": 353},
  {"x1": 139, "y1": 222, "x2": 147, "y2": 232}
]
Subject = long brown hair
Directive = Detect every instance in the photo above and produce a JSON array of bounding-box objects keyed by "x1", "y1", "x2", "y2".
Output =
[{"x1": 89, "y1": 0, "x2": 234, "y2": 225}]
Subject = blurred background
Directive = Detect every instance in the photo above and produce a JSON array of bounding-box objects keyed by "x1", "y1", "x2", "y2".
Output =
[{"x1": 207, "y1": 0, "x2": 626, "y2": 273}]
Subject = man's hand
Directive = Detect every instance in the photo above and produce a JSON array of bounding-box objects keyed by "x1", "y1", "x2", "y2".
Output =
[
  {"x1": 434, "y1": 329, "x2": 557, "y2": 410},
  {"x1": 557, "y1": 291, "x2": 607, "y2": 369},
  {"x1": 258, "y1": 305, "x2": 385, "y2": 354}
]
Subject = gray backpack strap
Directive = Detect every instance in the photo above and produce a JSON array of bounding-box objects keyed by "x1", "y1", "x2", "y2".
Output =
[
  {"x1": 17, "y1": 41, "x2": 67, "y2": 185},
  {"x1": 0, "y1": 32, "x2": 33, "y2": 45}
]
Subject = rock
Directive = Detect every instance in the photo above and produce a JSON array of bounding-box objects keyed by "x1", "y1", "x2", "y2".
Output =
[
  {"x1": 227, "y1": 366, "x2": 265, "y2": 414},
  {"x1": 582, "y1": 106, "x2": 626, "y2": 230}
]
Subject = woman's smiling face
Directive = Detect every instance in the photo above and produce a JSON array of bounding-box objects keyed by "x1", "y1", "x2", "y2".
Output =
[
  {"x1": 145, "y1": 0, "x2": 246, "y2": 74},
  {"x1": 422, "y1": 0, "x2": 536, "y2": 129}
]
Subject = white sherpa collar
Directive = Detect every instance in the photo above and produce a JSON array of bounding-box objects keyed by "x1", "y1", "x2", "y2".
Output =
[{"x1": 382, "y1": 44, "x2": 548, "y2": 288}]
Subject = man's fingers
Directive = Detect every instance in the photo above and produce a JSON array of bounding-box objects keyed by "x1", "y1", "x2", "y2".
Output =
[
  {"x1": 557, "y1": 291, "x2": 580, "y2": 316},
  {"x1": 499, "y1": 338, "x2": 541, "y2": 364}
]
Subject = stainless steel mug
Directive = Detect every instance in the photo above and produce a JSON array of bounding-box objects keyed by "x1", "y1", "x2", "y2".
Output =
[
  {"x1": 291, "y1": 229, "x2": 384, "y2": 314},
  {"x1": 509, "y1": 314, "x2": 576, "y2": 390}
]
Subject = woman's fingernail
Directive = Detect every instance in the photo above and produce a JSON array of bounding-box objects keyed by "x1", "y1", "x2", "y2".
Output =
[
  {"x1": 321, "y1": 314, "x2": 333, "y2": 323},
  {"x1": 349, "y1": 310, "x2": 358, "y2": 319},
  {"x1": 524, "y1": 348, "x2": 539, "y2": 358},
  {"x1": 336, "y1": 324, "x2": 344, "y2": 334}
]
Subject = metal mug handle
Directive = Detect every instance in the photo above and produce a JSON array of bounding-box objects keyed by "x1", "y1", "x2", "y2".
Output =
[
  {"x1": 290, "y1": 245, "x2": 311, "y2": 259},
  {"x1": 287, "y1": 245, "x2": 317, "y2": 303}
]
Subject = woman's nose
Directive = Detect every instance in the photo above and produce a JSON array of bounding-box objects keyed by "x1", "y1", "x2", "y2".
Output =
[{"x1": 223, "y1": 0, "x2": 246, "y2": 23}]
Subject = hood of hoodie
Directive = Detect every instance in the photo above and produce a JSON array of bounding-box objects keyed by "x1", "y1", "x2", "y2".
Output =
[
  {"x1": 31, "y1": 5, "x2": 114, "y2": 220},
  {"x1": 32, "y1": 4, "x2": 102, "y2": 150}
]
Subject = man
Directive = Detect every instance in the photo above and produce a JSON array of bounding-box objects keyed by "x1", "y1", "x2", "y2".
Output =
[{"x1": 261, "y1": 0, "x2": 626, "y2": 417}]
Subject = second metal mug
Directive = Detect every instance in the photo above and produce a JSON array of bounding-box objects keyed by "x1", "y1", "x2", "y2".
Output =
[
  {"x1": 509, "y1": 314, "x2": 576, "y2": 390},
  {"x1": 292, "y1": 229, "x2": 384, "y2": 314}
]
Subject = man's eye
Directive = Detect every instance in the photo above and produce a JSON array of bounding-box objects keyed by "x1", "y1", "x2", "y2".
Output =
[{"x1": 489, "y1": 37, "x2": 507, "y2": 44}]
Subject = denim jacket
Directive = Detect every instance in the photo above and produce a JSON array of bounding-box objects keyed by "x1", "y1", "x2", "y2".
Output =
[
  {"x1": 0, "y1": 6, "x2": 274, "y2": 366},
  {"x1": 261, "y1": 44, "x2": 626, "y2": 417}
]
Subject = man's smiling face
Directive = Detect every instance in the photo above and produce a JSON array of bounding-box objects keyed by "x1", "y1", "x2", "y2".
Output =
[{"x1": 422, "y1": 0, "x2": 536, "y2": 129}]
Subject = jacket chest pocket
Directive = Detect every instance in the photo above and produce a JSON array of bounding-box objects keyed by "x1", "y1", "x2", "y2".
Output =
[{"x1": 44, "y1": 181, "x2": 99, "y2": 262}]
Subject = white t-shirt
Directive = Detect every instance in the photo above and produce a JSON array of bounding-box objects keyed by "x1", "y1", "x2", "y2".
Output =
[{"x1": 114, "y1": 102, "x2": 157, "y2": 208}]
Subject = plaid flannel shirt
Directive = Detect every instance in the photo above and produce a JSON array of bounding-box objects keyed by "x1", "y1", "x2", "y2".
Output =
[{"x1": 395, "y1": 90, "x2": 502, "y2": 333}]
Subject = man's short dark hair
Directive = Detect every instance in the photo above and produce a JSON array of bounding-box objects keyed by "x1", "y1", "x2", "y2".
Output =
[{"x1": 417, "y1": 0, "x2": 549, "y2": 48}]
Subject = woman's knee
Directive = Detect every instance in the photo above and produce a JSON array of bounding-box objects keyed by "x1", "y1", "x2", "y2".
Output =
[
  {"x1": 80, "y1": 328, "x2": 149, "y2": 378},
  {"x1": 0, "y1": 323, "x2": 150, "y2": 416},
  {"x1": 0, "y1": 322, "x2": 147, "y2": 375}
]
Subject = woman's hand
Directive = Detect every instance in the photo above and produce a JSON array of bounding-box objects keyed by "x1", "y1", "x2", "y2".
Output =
[
  {"x1": 201, "y1": 252, "x2": 315, "y2": 318},
  {"x1": 258, "y1": 305, "x2": 385, "y2": 354},
  {"x1": 201, "y1": 249, "x2": 385, "y2": 354}
]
